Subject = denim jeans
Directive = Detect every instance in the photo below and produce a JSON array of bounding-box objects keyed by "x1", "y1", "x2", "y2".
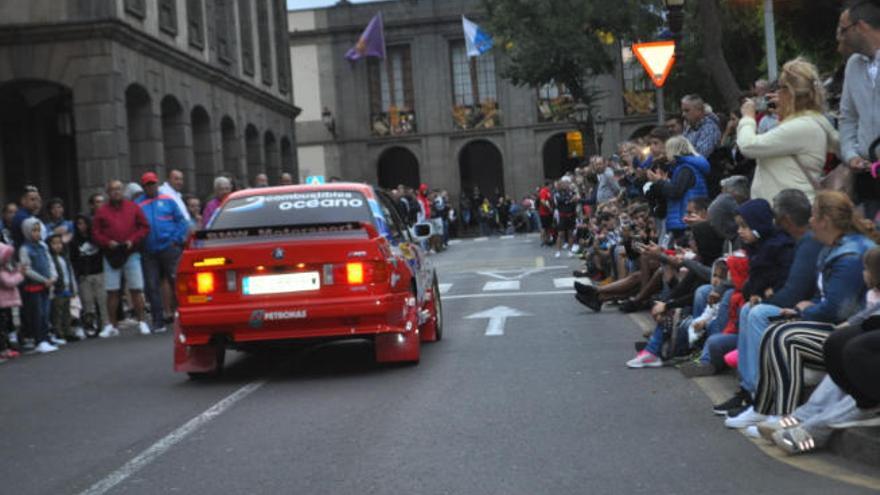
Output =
[
  {"x1": 142, "y1": 246, "x2": 181, "y2": 329},
  {"x1": 698, "y1": 288, "x2": 733, "y2": 363},
  {"x1": 704, "y1": 334, "x2": 738, "y2": 369},
  {"x1": 692, "y1": 284, "x2": 712, "y2": 318},
  {"x1": 22, "y1": 289, "x2": 50, "y2": 344},
  {"x1": 738, "y1": 303, "x2": 782, "y2": 395}
]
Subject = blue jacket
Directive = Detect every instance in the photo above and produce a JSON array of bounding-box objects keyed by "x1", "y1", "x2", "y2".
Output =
[
  {"x1": 802, "y1": 233, "x2": 876, "y2": 323},
  {"x1": 663, "y1": 155, "x2": 710, "y2": 231},
  {"x1": 766, "y1": 232, "x2": 823, "y2": 308},
  {"x1": 135, "y1": 193, "x2": 189, "y2": 254}
]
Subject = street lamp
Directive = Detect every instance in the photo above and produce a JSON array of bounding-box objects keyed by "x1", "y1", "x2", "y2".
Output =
[
  {"x1": 321, "y1": 107, "x2": 336, "y2": 138},
  {"x1": 572, "y1": 102, "x2": 591, "y2": 157},
  {"x1": 664, "y1": 0, "x2": 685, "y2": 36},
  {"x1": 595, "y1": 112, "x2": 606, "y2": 155}
]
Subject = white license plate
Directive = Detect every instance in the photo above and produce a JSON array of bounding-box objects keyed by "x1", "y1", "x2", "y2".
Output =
[{"x1": 242, "y1": 272, "x2": 320, "y2": 295}]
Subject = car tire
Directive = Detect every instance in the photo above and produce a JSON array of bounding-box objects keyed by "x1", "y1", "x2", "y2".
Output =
[{"x1": 432, "y1": 275, "x2": 443, "y2": 341}]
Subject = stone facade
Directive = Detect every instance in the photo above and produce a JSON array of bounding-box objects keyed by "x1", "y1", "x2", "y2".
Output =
[
  {"x1": 290, "y1": 0, "x2": 657, "y2": 202},
  {"x1": 0, "y1": 0, "x2": 299, "y2": 212}
]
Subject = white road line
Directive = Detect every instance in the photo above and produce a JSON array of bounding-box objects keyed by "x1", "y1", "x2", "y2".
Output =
[
  {"x1": 472, "y1": 237, "x2": 488, "y2": 242},
  {"x1": 448, "y1": 239, "x2": 463, "y2": 245},
  {"x1": 444, "y1": 290, "x2": 574, "y2": 301},
  {"x1": 482, "y1": 281, "x2": 520, "y2": 291},
  {"x1": 79, "y1": 380, "x2": 267, "y2": 495},
  {"x1": 438, "y1": 283, "x2": 453, "y2": 294},
  {"x1": 553, "y1": 277, "x2": 592, "y2": 289},
  {"x1": 500, "y1": 235, "x2": 515, "y2": 240}
]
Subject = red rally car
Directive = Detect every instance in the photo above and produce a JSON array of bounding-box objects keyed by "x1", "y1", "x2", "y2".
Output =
[{"x1": 174, "y1": 183, "x2": 443, "y2": 378}]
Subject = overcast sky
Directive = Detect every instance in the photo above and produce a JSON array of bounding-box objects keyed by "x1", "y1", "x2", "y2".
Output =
[{"x1": 287, "y1": 0, "x2": 388, "y2": 11}]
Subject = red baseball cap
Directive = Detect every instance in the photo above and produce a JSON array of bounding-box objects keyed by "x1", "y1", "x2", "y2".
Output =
[{"x1": 141, "y1": 172, "x2": 159, "y2": 185}]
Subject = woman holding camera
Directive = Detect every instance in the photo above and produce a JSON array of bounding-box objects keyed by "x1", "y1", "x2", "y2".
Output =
[{"x1": 737, "y1": 57, "x2": 839, "y2": 203}]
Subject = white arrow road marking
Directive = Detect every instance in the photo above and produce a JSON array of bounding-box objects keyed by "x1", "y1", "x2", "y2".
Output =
[
  {"x1": 464, "y1": 305, "x2": 531, "y2": 336},
  {"x1": 482, "y1": 281, "x2": 520, "y2": 291},
  {"x1": 439, "y1": 283, "x2": 453, "y2": 294}
]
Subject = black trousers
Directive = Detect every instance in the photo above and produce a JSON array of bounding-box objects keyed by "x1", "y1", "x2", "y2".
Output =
[{"x1": 824, "y1": 324, "x2": 880, "y2": 409}]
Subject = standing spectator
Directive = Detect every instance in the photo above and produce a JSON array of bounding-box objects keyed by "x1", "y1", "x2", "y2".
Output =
[
  {"x1": 665, "y1": 116, "x2": 684, "y2": 136},
  {"x1": 202, "y1": 176, "x2": 233, "y2": 228},
  {"x1": 159, "y1": 169, "x2": 190, "y2": 223},
  {"x1": 0, "y1": 242, "x2": 24, "y2": 360},
  {"x1": 19, "y1": 217, "x2": 57, "y2": 353},
  {"x1": 45, "y1": 198, "x2": 74, "y2": 244},
  {"x1": 554, "y1": 178, "x2": 579, "y2": 258},
  {"x1": 593, "y1": 156, "x2": 621, "y2": 203},
  {"x1": 136, "y1": 172, "x2": 189, "y2": 333},
  {"x1": 48, "y1": 234, "x2": 80, "y2": 341},
  {"x1": 253, "y1": 173, "x2": 269, "y2": 188},
  {"x1": 646, "y1": 136, "x2": 710, "y2": 242},
  {"x1": 680, "y1": 94, "x2": 721, "y2": 157},
  {"x1": 838, "y1": 1, "x2": 880, "y2": 221},
  {"x1": 280, "y1": 172, "x2": 294, "y2": 185},
  {"x1": 91, "y1": 179, "x2": 151, "y2": 337},
  {"x1": 1, "y1": 202, "x2": 18, "y2": 246},
  {"x1": 737, "y1": 57, "x2": 838, "y2": 204},
  {"x1": 11, "y1": 185, "x2": 44, "y2": 248},
  {"x1": 71, "y1": 214, "x2": 107, "y2": 337},
  {"x1": 87, "y1": 192, "x2": 106, "y2": 218},
  {"x1": 537, "y1": 181, "x2": 554, "y2": 246},
  {"x1": 183, "y1": 195, "x2": 202, "y2": 230}
]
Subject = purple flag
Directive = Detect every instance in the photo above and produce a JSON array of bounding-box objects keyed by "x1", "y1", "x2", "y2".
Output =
[{"x1": 345, "y1": 12, "x2": 386, "y2": 61}]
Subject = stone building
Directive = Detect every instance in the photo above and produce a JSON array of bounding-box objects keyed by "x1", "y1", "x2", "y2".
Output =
[
  {"x1": 289, "y1": 0, "x2": 658, "y2": 201},
  {"x1": 0, "y1": 0, "x2": 299, "y2": 213}
]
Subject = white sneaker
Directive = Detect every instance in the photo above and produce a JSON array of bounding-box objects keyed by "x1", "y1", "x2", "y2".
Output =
[
  {"x1": 138, "y1": 321, "x2": 151, "y2": 335},
  {"x1": 152, "y1": 325, "x2": 167, "y2": 334},
  {"x1": 50, "y1": 335, "x2": 67, "y2": 346},
  {"x1": 566, "y1": 251, "x2": 574, "y2": 258},
  {"x1": 74, "y1": 327, "x2": 87, "y2": 341},
  {"x1": 99, "y1": 324, "x2": 120, "y2": 338},
  {"x1": 8, "y1": 331, "x2": 18, "y2": 346},
  {"x1": 724, "y1": 406, "x2": 767, "y2": 429},
  {"x1": 554, "y1": 251, "x2": 561, "y2": 258},
  {"x1": 35, "y1": 341, "x2": 59, "y2": 353},
  {"x1": 744, "y1": 425, "x2": 761, "y2": 438},
  {"x1": 562, "y1": 243, "x2": 569, "y2": 250},
  {"x1": 571, "y1": 245, "x2": 581, "y2": 254}
]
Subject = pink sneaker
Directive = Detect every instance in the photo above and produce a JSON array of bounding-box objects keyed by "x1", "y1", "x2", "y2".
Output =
[{"x1": 626, "y1": 350, "x2": 663, "y2": 369}]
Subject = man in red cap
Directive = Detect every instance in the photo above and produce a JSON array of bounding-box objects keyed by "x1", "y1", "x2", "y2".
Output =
[
  {"x1": 92, "y1": 179, "x2": 150, "y2": 337},
  {"x1": 135, "y1": 171, "x2": 189, "y2": 334}
]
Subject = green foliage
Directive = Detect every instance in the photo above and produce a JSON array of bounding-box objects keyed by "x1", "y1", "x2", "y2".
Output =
[{"x1": 482, "y1": 0, "x2": 663, "y2": 105}]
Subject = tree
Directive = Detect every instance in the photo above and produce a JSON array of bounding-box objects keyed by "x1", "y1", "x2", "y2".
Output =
[{"x1": 482, "y1": 0, "x2": 663, "y2": 107}]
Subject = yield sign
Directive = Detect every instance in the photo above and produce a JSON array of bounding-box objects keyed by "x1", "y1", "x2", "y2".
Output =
[{"x1": 632, "y1": 41, "x2": 676, "y2": 88}]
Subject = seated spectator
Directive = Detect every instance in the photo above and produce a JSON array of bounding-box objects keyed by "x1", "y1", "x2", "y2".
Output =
[{"x1": 724, "y1": 191, "x2": 879, "y2": 429}]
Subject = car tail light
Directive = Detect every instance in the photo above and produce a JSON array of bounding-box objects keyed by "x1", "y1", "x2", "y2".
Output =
[
  {"x1": 328, "y1": 262, "x2": 389, "y2": 285},
  {"x1": 346, "y1": 262, "x2": 364, "y2": 284},
  {"x1": 196, "y1": 272, "x2": 215, "y2": 294}
]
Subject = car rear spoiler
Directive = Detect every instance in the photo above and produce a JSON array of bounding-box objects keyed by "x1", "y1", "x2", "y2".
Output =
[{"x1": 194, "y1": 221, "x2": 380, "y2": 241}]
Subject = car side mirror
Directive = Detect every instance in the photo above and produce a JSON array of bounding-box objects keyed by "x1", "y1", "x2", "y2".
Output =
[{"x1": 411, "y1": 222, "x2": 432, "y2": 240}]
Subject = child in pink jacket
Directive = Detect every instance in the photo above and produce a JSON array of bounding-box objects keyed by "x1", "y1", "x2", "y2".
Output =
[{"x1": 0, "y1": 242, "x2": 24, "y2": 360}]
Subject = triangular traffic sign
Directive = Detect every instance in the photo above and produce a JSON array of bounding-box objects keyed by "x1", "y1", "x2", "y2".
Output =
[{"x1": 632, "y1": 41, "x2": 676, "y2": 88}]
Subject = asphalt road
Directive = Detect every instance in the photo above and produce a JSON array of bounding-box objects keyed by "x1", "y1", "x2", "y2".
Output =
[{"x1": 1, "y1": 234, "x2": 878, "y2": 494}]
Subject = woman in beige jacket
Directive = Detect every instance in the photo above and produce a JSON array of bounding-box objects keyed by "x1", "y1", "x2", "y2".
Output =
[{"x1": 737, "y1": 57, "x2": 839, "y2": 203}]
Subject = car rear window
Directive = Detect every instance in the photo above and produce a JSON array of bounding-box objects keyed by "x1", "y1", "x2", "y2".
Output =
[{"x1": 208, "y1": 190, "x2": 373, "y2": 230}]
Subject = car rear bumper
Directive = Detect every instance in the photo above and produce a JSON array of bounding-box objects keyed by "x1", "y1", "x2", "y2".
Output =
[{"x1": 177, "y1": 292, "x2": 413, "y2": 346}]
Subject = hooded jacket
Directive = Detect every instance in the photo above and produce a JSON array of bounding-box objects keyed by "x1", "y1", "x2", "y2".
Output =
[
  {"x1": 0, "y1": 243, "x2": 23, "y2": 308},
  {"x1": 70, "y1": 214, "x2": 103, "y2": 277},
  {"x1": 736, "y1": 199, "x2": 795, "y2": 299},
  {"x1": 18, "y1": 217, "x2": 56, "y2": 289},
  {"x1": 135, "y1": 192, "x2": 189, "y2": 254},
  {"x1": 661, "y1": 154, "x2": 710, "y2": 231}
]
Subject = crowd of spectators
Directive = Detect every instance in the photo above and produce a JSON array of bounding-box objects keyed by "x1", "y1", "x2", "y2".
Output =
[
  {"x1": 536, "y1": 1, "x2": 880, "y2": 456},
  {"x1": 0, "y1": 169, "x2": 298, "y2": 358}
]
